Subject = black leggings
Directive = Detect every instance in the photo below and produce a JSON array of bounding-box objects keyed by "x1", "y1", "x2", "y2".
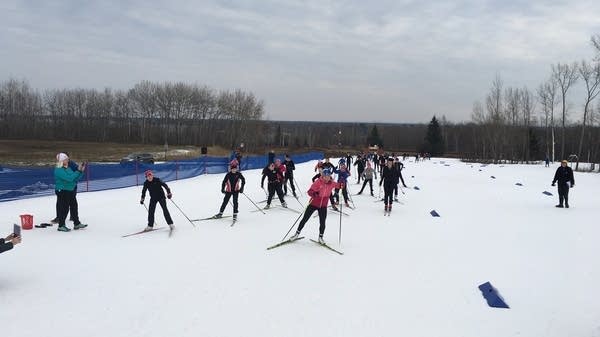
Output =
[
  {"x1": 296, "y1": 205, "x2": 328, "y2": 235},
  {"x1": 267, "y1": 183, "x2": 285, "y2": 205},
  {"x1": 284, "y1": 175, "x2": 296, "y2": 194},
  {"x1": 148, "y1": 198, "x2": 173, "y2": 226},
  {"x1": 56, "y1": 190, "x2": 80, "y2": 226},
  {"x1": 219, "y1": 192, "x2": 239, "y2": 213},
  {"x1": 383, "y1": 185, "x2": 394, "y2": 205},
  {"x1": 359, "y1": 178, "x2": 373, "y2": 194},
  {"x1": 558, "y1": 184, "x2": 570, "y2": 205}
]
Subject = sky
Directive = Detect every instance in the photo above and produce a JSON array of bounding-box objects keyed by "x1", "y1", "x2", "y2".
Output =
[{"x1": 1, "y1": 0, "x2": 599, "y2": 123}]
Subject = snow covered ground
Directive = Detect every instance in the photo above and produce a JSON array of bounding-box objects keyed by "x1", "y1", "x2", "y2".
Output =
[{"x1": 1, "y1": 158, "x2": 599, "y2": 337}]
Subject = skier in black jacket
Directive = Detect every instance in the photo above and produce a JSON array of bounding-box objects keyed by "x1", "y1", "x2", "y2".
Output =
[
  {"x1": 283, "y1": 154, "x2": 297, "y2": 197},
  {"x1": 214, "y1": 162, "x2": 245, "y2": 220},
  {"x1": 393, "y1": 157, "x2": 407, "y2": 200},
  {"x1": 140, "y1": 170, "x2": 174, "y2": 231},
  {"x1": 354, "y1": 156, "x2": 366, "y2": 184},
  {"x1": 379, "y1": 157, "x2": 400, "y2": 213},
  {"x1": 552, "y1": 160, "x2": 575, "y2": 208},
  {"x1": 261, "y1": 162, "x2": 287, "y2": 209}
]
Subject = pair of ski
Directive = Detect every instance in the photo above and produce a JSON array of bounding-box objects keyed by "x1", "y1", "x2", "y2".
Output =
[
  {"x1": 192, "y1": 215, "x2": 237, "y2": 226},
  {"x1": 266, "y1": 236, "x2": 343, "y2": 255},
  {"x1": 122, "y1": 226, "x2": 175, "y2": 238}
]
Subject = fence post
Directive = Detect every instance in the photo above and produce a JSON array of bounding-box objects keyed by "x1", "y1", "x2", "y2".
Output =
[{"x1": 86, "y1": 163, "x2": 90, "y2": 192}]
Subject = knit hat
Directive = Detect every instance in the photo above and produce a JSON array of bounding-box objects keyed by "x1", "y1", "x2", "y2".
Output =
[
  {"x1": 56, "y1": 153, "x2": 69, "y2": 162},
  {"x1": 561, "y1": 160, "x2": 568, "y2": 164},
  {"x1": 144, "y1": 169, "x2": 153, "y2": 177},
  {"x1": 322, "y1": 168, "x2": 333, "y2": 176}
]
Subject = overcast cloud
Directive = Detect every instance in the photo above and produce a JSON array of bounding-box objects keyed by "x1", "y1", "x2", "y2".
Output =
[{"x1": 1, "y1": 0, "x2": 599, "y2": 123}]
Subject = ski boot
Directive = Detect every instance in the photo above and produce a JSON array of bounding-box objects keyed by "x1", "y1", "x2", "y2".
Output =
[
  {"x1": 281, "y1": 202, "x2": 288, "y2": 208},
  {"x1": 50, "y1": 217, "x2": 59, "y2": 224},
  {"x1": 289, "y1": 231, "x2": 300, "y2": 240},
  {"x1": 344, "y1": 202, "x2": 350, "y2": 207},
  {"x1": 214, "y1": 212, "x2": 223, "y2": 218},
  {"x1": 565, "y1": 202, "x2": 569, "y2": 208},
  {"x1": 264, "y1": 204, "x2": 271, "y2": 209},
  {"x1": 318, "y1": 236, "x2": 325, "y2": 244},
  {"x1": 555, "y1": 204, "x2": 564, "y2": 208},
  {"x1": 57, "y1": 226, "x2": 71, "y2": 232},
  {"x1": 169, "y1": 224, "x2": 175, "y2": 230},
  {"x1": 73, "y1": 223, "x2": 88, "y2": 230},
  {"x1": 143, "y1": 226, "x2": 153, "y2": 232},
  {"x1": 331, "y1": 203, "x2": 339, "y2": 211},
  {"x1": 394, "y1": 196, "x2": 399, "y2": 202},
  {"x1": 233, "y1": 213, "x2": 238, "y2": 221}
]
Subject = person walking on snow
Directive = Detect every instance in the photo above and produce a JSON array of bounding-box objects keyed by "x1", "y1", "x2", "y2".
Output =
[
  {"x1": 140, "y1": 170, "x2": 175, "y2": 231},
  {"x1": 283, "y1": 154, "x2": 297, "y2": 197},
  {"x1": 393, "y1": 157, "x2": 407, "y2": 200},
  {"x1": 289, "y1": 168, "x2": 340, "y2": 244},
  {"x1": 261, "y1": 162, "x2": 287, "y2": 209},
  {"x1": 331, "y1": 163, "x2": 351, "y2": 208},
  {"x1": 357, "y1": 161, "x2": 375, "y2": 196},
  {"x1": 552, "y1": 160, "x2": 575, "y2": 208},
  {"x1": 354, "y1": 155, "x2": 366, "y2": 184},
  {"x1": 380, "y1": 157, "x2": 400, "y2": 213},
  {"x1": 54, "y1": 153, "x2": 88, "y2": 232},
  {"x1": 214, "y1": 162, "x2": 245, "y2": 220}
]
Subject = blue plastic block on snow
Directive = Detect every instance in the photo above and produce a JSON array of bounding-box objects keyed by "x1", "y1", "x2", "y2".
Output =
[
  {"x1": 430, "y1": 210, "x2": 440, "y2": 217},
  {"x1": 478, "y1": 282, "x2": 509, "y2": 309},
  {"x1": 413, "y1": 186, "x2": 420, "y2": 190},
  {"x1": 543, "y1": 191, "x2": 553, "y2": 196}
]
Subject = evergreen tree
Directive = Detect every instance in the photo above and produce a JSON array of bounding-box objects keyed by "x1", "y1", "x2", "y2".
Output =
[
  {"x1": 423, "y1": 116, "x2": 445, "y2": 156},
  {"x1": 367, "y1": 125, "x2": 383, "y2": 147}
]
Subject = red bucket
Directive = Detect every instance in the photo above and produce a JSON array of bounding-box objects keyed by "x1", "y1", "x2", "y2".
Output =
[{"x1": 20, "y1": 214, "x2": 33, "y2": 230}]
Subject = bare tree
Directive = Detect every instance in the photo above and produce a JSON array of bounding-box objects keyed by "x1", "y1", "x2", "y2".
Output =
[
  {"x1": 552, "y1": 62, "x2": 579, "y2": 160},
  {"x1": 576, "y1": 60, "x2": 600, "y2": 170},
  {"x1": 537, "y1": 78, "x2": 558, "y2": 161}
]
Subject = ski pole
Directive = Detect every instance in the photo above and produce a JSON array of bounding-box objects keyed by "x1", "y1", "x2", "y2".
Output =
[
  {"x1": 241, "y1": 192, "x2": 266, "y2": 214},
  {"x1": 339, "y1": 195, "x2": 343, "y2": 245},
  {"x1": 169, "y1": 199, "x2": 196, "y2": 227},
  {"x1": 345, "y1": 183, "x2": 356, "y2": 209},
  {"x1": 281, "y1": 198, "x2": 312, "y2": 241},
  {"x1": 142, "y1": 202, "x2": 159, "y2": 226}
]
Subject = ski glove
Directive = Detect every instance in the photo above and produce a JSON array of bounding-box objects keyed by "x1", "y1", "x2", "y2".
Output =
[
  {"x1": 571, "y1": 183, "x2": 574, "y2": 188},
  {"x1": 551, "y1": 182, "x2": 555, "y2": 186},
  {"x1": 167, "y1": 193, "x2": 172, "y2": 199},
  {"x1": 239, "y1": 188, "x2": 244, "y2": 193},
  {"x1": 140, "y1": 198, "x2": 144, "y2": 204},
  {"x1": 221, "y1": 189, "x2": 226, "y2": 194}
]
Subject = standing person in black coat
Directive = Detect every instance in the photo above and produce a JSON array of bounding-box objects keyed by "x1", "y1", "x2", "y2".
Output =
[
  {"x1": 261, "y1": 162, "x2": 287, "y2": 209},
  {"x1": 268, "y1": 150, "x2": 276, "y2": 164},
  {"x1": 283, "y1": 154, "x2": 297, "y2": 197},
  {"x1": 214, "y1": 162, "x2": 245, "y2": 220},
  {"x1": 393, "y1": 157, "x2": 407, "y2": 200},
  {"x1": 552, "y1": 160, "x2": 575, "y2": 208},
  {"x1": 379, "y1": 157, "x2": 400, "y2": 213},
  {"x1": 140, "y1": 170, "x2": 174, "y2": 231},
  {"x1": 345, "y1": 153, "x2": 353, "y2": 167},
  {"x1": 354, "y1": 156, "x2": 366, "y2": 184}
]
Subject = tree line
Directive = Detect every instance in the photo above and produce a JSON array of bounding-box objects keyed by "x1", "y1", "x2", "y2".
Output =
[{"x1": 469, "y1": 34, "x2": 600, "y2": 170}]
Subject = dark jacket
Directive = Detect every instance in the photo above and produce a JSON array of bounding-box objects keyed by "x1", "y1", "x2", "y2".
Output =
[
  {"x1": 141, "y1": 178, "x2": 171, "y2": 200},
  {"x1": 322, "y1": 162, "x2": 335, "y2": 170},
  {"x1": 262, "y1": 166, "x2": 283, "y2": 185},
  {"x1": 222, "y1": 172, "x2": 245, "y2": 193},
  {"x1": 552, "y1": 166, "x2": 575, "y2": 186},
  {"x1": 354, "y1": 158, "x2": 365, "y2": 172},
  {"x1": 1, "y1": 240, "x2": 14, "y2": 254},
  {"x1": 380, "y1": 166, "x2": 400, "y2": 186},
  {"x1": 284, "y1": 160, "x2": 295, "y2": 177}
]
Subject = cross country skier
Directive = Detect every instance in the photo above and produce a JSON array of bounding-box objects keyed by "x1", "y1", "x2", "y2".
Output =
[
  {"x1": 289, "y1": 167, "x2": 339, "y2": 244},
  {"x1": 354, "y1": 155, "x2": 365, "y2": 184},
  {"x1": 283, "y1": 154, "x2": 297, "y2": 197},
  {"x1": 552, "y1": 160, "x2": 575, "y2": 208},
  {"x1": 357, "y1": 161, "x2": 375, "y2": 196},
  {"x1": 312, "y1": 161, "x2": 324, "y2": 182},
  {"x1": 331, "y1": 163, "x2": 351, "y2": 208},
  {"x1": 54, "y1": 153, "x2": 88, "y2": 232},
  {"x1": 378, "y1": 155, "x2": 386, "y2": 175},
  {"x1": 322, "y1": 157, "x2": 335, "y2": 171},
  {"x1": 261, "y1": 162, "x2": 287, "y2": 209},
  {"x1": 379, "y1": 157, "x2": 400, "y2": 214},
  {"x1": 393, "y1": 157, "x2": 407, "y2": 200},
  {"x1": 140, "y1": 170, "x2": 175, "y2": 232},
  {"x1": 214, "y1": 162, "x2": 245, "y2": 220}
]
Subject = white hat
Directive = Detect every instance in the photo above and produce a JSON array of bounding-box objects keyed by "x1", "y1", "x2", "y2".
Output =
[{"x1": 56, "y1": 153, "x2": 69, "y2": 162}]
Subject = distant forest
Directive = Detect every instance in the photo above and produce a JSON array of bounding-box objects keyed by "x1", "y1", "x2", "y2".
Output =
[{"x1": 1, "y1": 71, "x2": 599, "y2": 170}]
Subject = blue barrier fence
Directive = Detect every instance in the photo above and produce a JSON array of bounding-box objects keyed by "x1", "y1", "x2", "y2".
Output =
[{"x1": 0, "y1": 151, "x2": 324, "y2": 202}]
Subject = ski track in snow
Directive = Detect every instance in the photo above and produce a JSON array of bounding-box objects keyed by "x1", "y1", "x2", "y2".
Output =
[{"x1": 1, "y1": 158, "x2": 599, "y2": 337}]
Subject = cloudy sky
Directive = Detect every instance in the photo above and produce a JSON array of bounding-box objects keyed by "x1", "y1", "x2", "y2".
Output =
[{"x1": 1, "y1": 0, "x2": 599, "y2": 123}]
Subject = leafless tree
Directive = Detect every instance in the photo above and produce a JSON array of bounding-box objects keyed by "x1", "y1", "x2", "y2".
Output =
[
  {"x1": 552, "y1": 62, "x2": 579, "y2": 160},
  {"x1": 575, "y1": 60, "x2": 600, "y2": 170}
]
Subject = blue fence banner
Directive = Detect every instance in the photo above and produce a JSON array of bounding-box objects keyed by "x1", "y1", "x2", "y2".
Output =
[{"x1": 0, "y1": 152, "x2": 324, "y2": 202}]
